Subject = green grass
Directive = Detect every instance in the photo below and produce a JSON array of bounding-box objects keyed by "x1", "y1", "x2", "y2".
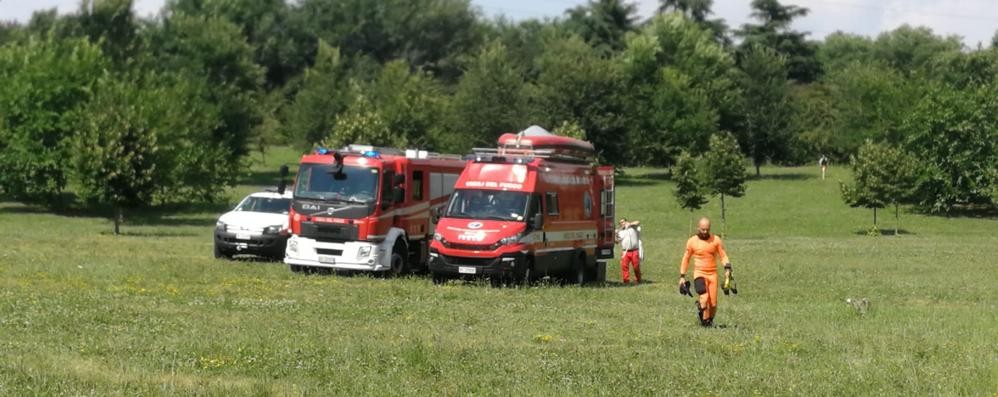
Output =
[{"x1": 1, "y1": 151, "x2": 996, "y2": 396}]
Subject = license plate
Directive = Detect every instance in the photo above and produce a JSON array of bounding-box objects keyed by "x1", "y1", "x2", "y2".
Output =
[
  {"x1": 458, "y1": 266, "x2": 476, "y2": 274},
  {"x1": 235, "y1": 233, "x2": 251, "y2": 240},
  {"x1": 318, "y1": 255, "x2": 336, "y2": 264}
]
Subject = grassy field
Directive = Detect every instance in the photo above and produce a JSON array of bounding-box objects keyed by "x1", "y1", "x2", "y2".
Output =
[{"x1": 1, "y1": 147, "x2": 996, "y2": 396}]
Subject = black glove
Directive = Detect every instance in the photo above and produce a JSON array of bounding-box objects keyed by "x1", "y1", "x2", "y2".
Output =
[{"x1": 679, "y1": 280, "x2": 693, "y2": 297}]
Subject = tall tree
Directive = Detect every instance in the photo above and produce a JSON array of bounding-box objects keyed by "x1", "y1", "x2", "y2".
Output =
[
  {"x1": 165, "y1": 0, "x2": 308, "y2": 87},
  {"x1": 735, "y1": 45, "x2": 793, "y2": 176},
  {"x1": 447, "y1": 40, "x2": 529, "y2": 151},
  {"x1": 618, "y1": 13, "x2": 739, "y2": 166},
  {"x1": 563, "y1": 0, "x2": 638, "y2": 52},
  {"x1": 144, "y1": 14, "x2": 265, "y2": 161},
  {"x1": 281, "y1": 40, "x2": 352, "y2": 149},
  {"x1": 703, "y1": 132, "x2": 747, "y2": 236},
  {"x1": 74, "y1": 76, "x2": 159, "y2": 234},
  {"x1": 673, "y1": 150, "x2": 709, "y2": 234},
  {"x1": 72, "y1": 0, "x2": 140, "y2": 65},
  {"x1": 326, "y1": 61, "x2": 446, "y2": 150},
  {"x1": 736, "y1": 0, "x2": 821, "y2": 83},
  {"x1": 529, "y1": 34, "x2": 627, "y2": 163},
  {"x1": 657, "y1": 0, "x2": 730, "y2": 46},
  {"x1": 0, "y1": 37, "x2": 106, "y2": 204},
  {"x1": 840, "y1": 141, "x2": 919, "y2": 235},
  {"x1": 897, "y1": 83, "x2": 998, "y2": 213},
  {"x1": 293, "y1": 0, "x2": 484, "y2": 82}
]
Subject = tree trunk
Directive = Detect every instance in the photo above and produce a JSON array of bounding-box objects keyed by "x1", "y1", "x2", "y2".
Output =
[
  {"x1": 894, "y1": 203, "x2": 901, "y2": 236},
  {"x1": 720, "y1": 193, "x2": 727, "y2": 238},
  {"x1": 114, "y1": 206, "x2": 122, "y2": 235},
  {"x1": 755, "y1": 163, "x2": 761, "y2": 177},
  {"x1": 873, "y1": 207, "x2": 877, "y2": 228},
  {"x1": 689, "y1": 210, "x2": 694, "y2": 236}
]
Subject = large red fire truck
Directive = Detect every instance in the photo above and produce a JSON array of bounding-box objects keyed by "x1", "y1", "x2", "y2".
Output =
[
  {"x1": 282, "y1": 145, "x2": 465, "y2": 274},
  {"x1": 428, "y1": 126, "x2": 616, "y2": 285}
]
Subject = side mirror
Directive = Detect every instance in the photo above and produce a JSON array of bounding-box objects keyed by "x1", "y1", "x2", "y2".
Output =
[
  {"x1": 531, "y1": 214, "x2": 544, "y2": 230},
  {"x1": 278, "y1": 165, "x2": 289, "y2": 194},
  {"x1": 392, "y1": 186, "x2": 404, "y2": 203},
  {"x1": 431, "y1": 206, "x2": 442, "y2": 223}
]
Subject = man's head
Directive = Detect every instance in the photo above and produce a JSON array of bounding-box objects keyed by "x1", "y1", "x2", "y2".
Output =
[
  {"x1": 619, "y1": 218, "x2": 627, "y2": 227},
  {"x1": 697, "y1": 217, "x2": 711, "y2": 240}
]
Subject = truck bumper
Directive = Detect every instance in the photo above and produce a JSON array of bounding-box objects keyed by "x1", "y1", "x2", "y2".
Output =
[
  {"x1": 214, "y1": 230, "x2": 288, "y2": 258},
  {"x1": 428, "y1": 250, "x2": 527, "y2": 279},
  {"x1": 284, "y1": 235, "x2": 390, "y2": 271}
]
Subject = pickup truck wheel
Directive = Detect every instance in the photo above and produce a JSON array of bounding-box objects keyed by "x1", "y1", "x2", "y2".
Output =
[{"x1": 214, "y1": 243, "x2": 232, "y2": 260}]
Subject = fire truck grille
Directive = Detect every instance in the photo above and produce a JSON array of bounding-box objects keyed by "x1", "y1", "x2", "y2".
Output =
[
  {"x1": 315, "y1": 248, "x2": 344, "y2": 256},
  {"x1": 300, "y1": 222, "x2": 358, "y2": 242},
  {"x1": 441, "y1": 255, "x2": 497, "y2": 268},
  {"x1": 445, "y1": 242, "x2": 495, "y2": 251}
]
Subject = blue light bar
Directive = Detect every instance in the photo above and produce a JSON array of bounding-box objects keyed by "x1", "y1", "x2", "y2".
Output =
[
  {"x1": 363, "y1": 150, "x2": 381, "y2": 158},
  {"x1": 315, "y1": 147, "x2": 331, "y2": 155}
]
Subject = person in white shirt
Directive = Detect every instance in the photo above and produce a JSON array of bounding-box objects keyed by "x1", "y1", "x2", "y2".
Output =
[{"x1": 615, "y1": 218, "x2": 642, "y2": 284}]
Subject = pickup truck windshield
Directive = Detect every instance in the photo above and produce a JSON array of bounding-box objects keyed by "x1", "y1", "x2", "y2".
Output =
[
  {"x1": 446, "y1": 190, "x2": 529, "y2": 222},
  {"x1": 237, "y1": 197, "x2": 291, "y2": 214},
  {"x1": 294, "y1": 164, "x2": 379, "y2": 204}
]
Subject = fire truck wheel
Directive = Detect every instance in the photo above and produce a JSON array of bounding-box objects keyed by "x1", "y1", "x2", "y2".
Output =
[
  {"x1": 389, "y1": 241, "x2": 408, "y2": 276},
  {"x1": 571, "y1": 252, "x2": 587, "y2": 285},
  {"x1": 516, "y1": 259, "x2": 534, "y2": 287},
  {"x1": 431, "y1": 273, "x2": 447, "y2": 285}
]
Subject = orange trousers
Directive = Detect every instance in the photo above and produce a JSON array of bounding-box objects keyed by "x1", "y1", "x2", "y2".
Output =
[
  {"x1": 621, "y1": 250, "x2": 641, "y2": 283},
  {"x1": 694, "y1": 271, "x2": 718, "y2": 320}
]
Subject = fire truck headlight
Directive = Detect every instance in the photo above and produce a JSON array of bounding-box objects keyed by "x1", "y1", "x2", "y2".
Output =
[
  {"x1": 433, "y1": 233, "x2": 445, "y2": 243},
  {"x1": 287, "y1": 239, "x2": 298, "y2": 254},
  {"x1": 357, "y1": 246, "x2": 372, "y2": 259}
]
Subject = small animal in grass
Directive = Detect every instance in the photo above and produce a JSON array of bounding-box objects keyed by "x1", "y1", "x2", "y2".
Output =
[{"x1": 845, "y1": 298, "x2": 870, "y2": 316}]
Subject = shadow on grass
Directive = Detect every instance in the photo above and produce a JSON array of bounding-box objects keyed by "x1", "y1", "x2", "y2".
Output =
[
  {"x1": 751, "y1": 173, "x2": 815, "y2": 181},
  {"x1": 99, "y1": 230, "x2": 199, "y2": 238},
  {"x1": 0, "y1": 200, "x2": 225, "y2": 227},
  {"x1": 615, "y1": 178, "x2": 660, "y2": 187},
  {"x1": 852, "y1": 228, "x2": 916, "y2": 236}
]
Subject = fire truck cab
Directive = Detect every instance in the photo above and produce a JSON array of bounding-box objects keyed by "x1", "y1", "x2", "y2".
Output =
[
  {"x1": 284, "y1": 145, "x2": 464, "y2": 274},
  {"x1": 428, "y1": 126, "x2": 616, "y2": 285}
]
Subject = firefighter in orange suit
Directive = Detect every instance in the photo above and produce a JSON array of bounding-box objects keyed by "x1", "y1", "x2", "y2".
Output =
[{"x1": 678, "y1": 217, "x2": 732, "y2": 327}]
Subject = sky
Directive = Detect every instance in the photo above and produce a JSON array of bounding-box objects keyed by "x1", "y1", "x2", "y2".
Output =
[{"x1": 2, "y1": 0, "x2": 997, "y2": 47}]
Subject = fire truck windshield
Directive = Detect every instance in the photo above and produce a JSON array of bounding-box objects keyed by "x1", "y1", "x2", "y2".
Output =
[
  {"x1": 294, "y1": 164, "x2": 379, "y2": 204},
  {"x1": 445, "y1": 190, "x2": 529, "y2": 222}
]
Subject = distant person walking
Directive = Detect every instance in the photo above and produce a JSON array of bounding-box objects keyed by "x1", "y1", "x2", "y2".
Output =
[
  {"x1": 616, "y1": 218, "x2": 642, "y2": 284},
  {"x1": 819, "y1": 155, "x2": 830, "y2": 180},
  {"x1": 678, "y1": 217, "x2": 734, "y2": 327}
]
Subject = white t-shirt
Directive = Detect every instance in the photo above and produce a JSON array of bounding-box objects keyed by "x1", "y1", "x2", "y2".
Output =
[{"x1": 617, "y1": 227, "x2": 639, "y2": 251}]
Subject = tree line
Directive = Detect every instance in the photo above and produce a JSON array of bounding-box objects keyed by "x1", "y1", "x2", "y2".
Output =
[{"x1": 0, "y1": 0, "x2": 995, "y2": 221}]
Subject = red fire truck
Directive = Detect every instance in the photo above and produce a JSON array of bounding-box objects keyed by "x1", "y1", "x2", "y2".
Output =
[
  {"x1": 282, "y1": 145, "x2": 465, "y2": 274},
  {"x1": 428, "y1": 126, "x2": 616, "y2": 285}
]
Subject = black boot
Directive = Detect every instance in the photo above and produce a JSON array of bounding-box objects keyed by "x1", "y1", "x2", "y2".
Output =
[
  {"x1": 696, "y1": 302, "x2": 705, "y2": 325},
  {"x1": 701, "y1": 317, "x2": 714, "y2": 327}
]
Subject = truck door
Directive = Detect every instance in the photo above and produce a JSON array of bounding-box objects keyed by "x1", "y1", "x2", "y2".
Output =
[{"x1": 597, "y1": 166, "x2": 615, "y2": 260}]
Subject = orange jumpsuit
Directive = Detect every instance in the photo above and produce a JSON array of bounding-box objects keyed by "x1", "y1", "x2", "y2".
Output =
[{"x1": 680, "y1": 234, "x2": 730, "y2": 322}]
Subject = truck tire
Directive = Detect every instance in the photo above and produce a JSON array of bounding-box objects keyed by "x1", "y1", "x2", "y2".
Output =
[
  {"x1": 431, "y1": 272, "x2": 447, "y2": 285},
  {"x1": 214, "y1": 243, "x2": 232, "y2": 260},
  {"x1": 571, "y1": 251, "x2": 587, "y2": 285},
  {"x1": 515, "y1": 259, "x2": 534, "y2": 287},
  {"x1": 388, "y1": 241, "x2": 409, "y2": 277}
]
